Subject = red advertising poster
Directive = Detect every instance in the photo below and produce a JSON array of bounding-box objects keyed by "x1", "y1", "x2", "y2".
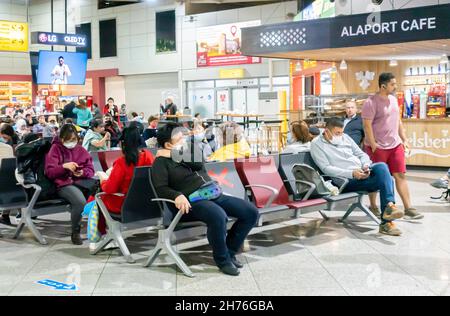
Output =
[{"x1": 197, "y1": 20, "x2": 261, "y2": 67}]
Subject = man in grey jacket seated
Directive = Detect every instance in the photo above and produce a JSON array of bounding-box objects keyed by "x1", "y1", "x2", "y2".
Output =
[{"x1": 310, "y1": 117, "x2": 404, "y2": 236}]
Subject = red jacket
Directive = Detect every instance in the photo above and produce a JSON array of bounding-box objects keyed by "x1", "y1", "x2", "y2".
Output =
[{"x1": 101, "y1": 150, "x2": 154, "y2": 213}]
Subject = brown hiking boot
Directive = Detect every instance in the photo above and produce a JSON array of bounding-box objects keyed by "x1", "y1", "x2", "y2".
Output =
[
  {"x1": 382, "y1": 204, "x2": 404, "y2": 221},
  {"x1": 379, "y1": 222, "x2": 402, "y2": 236}
]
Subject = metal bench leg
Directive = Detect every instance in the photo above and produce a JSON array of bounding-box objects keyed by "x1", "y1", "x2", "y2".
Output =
[
  {"x1": 339, "y1": 204, "x2": 357, "y2": 223},
  {"x1": 162, "y1": 229, "x2": 195, "y2": 278},
  {"x1": 112, "y1": 228, "x2": 135, "y2": 264},
  {"x1": 13, "y1": 221, "x2": 25, "y2": 240},
  {"x1": 25, "y1": 214, "x2": 47, "y2": 245},
  {"x1": 318, "y1": 210, "x2": 329, "y2": 221},
  {"x1": 357, "y1": 202, "x2": 381, "y2": 225},
  {"x1": 165, "y1": 240, "x2": 195, "y2": 278},
  {"x1": 91, "y1": 233, "x2": 113, "y2": 255},
  {"x1": 14, "y1": 207, "x2": 47, "y2": 245},
  {"x1": 144, "y1": 229, "x2": 195, "y2": 278},
  {"x1": 143, "y1": 246, "x2": 162, "y2": 268}
]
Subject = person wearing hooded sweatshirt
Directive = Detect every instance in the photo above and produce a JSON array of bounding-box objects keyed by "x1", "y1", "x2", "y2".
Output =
[{"x1": 45, "y1": 124, "x2": 95, "y2": 245}]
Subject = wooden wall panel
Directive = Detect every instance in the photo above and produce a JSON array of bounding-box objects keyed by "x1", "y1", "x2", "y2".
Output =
[{"x1": 334, "y1": 59, "x2": 442, "y2": 95}]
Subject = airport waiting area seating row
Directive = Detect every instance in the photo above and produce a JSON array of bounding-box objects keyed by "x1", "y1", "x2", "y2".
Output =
[{"x1": 0, "y1": 149, "x2": 379, "y2": 277}]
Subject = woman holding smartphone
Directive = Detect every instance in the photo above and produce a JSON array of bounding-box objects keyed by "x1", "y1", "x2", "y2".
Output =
[
  {"x1": 151, "y1": 123, "x2": 258, "y2": 276},
  {"x1": 45, "y1": 124, "x2": 95, "y2": 245}
]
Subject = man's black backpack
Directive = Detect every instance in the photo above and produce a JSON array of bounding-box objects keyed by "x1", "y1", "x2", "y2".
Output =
[{"x1": 15, "y1": 136, "x2": 57, "y2": 201}]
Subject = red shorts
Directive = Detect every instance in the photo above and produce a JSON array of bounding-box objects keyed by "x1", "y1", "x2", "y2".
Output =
[{"x1": 365, "y1": 144, "x2": 406, "y2": 174}]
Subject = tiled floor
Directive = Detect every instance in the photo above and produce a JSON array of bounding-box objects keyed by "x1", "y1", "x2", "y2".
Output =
[{"x1": 1, "y1": 169, "x2": 449, "y2": 296}]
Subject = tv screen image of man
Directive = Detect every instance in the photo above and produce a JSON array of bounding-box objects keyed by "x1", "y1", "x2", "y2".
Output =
[{"x1": 51, "y1": 56, "x2": 72, "y2": 84}]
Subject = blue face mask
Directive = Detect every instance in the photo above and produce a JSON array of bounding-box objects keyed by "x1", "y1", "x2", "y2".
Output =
[{"x1": 0, "y1": 137, "x2": 5, "y2": 144}]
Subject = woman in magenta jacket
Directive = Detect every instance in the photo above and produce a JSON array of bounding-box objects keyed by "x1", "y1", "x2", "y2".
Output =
[{"x1": 45, "y1": 124, "x2": 95, "y2": 245}]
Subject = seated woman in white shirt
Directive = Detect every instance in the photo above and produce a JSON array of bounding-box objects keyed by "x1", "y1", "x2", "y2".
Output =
[{"x1": 282, "y1": 120, "x2": 314, "y2": 154}]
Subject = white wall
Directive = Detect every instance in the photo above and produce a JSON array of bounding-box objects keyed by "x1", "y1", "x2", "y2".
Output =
[
  {"x1": 335, "y1": 0, "x2": 450, "y2": 15},
  {"x1": 105, "y1": 76, "x2": 126, "y2": 107},
  {"x1": 124, "y1": 72, "x2": 179, "y2": 118}
]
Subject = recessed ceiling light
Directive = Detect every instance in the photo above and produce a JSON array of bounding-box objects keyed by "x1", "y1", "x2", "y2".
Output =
[{"x1": 389, "y1": 59, "x2": 398, "y2": 67}]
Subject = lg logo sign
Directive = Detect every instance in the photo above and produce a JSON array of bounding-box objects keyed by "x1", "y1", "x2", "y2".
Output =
[
  {"x1": 39, "y1": 33, "x2": 57, "y2": 43},
  {"x1": 35, "y1": 32, "x2": 86, "y2": 47}
]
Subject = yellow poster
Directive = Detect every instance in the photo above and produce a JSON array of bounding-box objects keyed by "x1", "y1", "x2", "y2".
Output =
[
  {"x1": 0, "y1": 21, "x2": 28, "y2": 52},
  {"x1": 219, "y1": 68, "x2": 245, "y2": 79}
]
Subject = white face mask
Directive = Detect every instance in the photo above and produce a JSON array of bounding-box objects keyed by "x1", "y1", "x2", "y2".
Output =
[
  {"x1": 63, "y1": 141, "x2": 77, "y2": 149},
  {"x1": 194, "y1": 133, "x2": 205, "y2": 142},
  {"x1": 330, "y1": 135, "x2": 344, "y2": 146}
]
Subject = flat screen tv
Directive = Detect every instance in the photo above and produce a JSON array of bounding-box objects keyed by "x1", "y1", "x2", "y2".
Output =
[
  {"x1": 29, "y1": 52, "x2": 39, "y2": 84},
  {"x1": 37, "y1": 51, "x2": 88, "y2": 85}
]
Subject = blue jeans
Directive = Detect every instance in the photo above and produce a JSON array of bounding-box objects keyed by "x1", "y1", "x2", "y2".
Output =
[
  {"x1": 170, "y1": 195, "x2": 258, "y2": 267},
  {"x1": 343, "y1": 163, "x2": 395, "y2": 224}
]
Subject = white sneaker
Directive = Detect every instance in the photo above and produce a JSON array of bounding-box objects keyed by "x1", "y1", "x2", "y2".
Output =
[
  {"x1": 89, "y1": 241, "x2": 118, "y2": 252},
  {"x1": 89, "y1": 242, "x2": 98, "y2": 252}
]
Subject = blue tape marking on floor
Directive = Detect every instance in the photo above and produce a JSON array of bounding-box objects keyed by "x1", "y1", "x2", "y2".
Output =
[{"x1": 36, "y1": 279, "x2": 78, "y2": 291}]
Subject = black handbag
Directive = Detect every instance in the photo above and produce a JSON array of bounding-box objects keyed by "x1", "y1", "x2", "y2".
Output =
[{"x1": 73, "y1": 178, "x2": 100, "y2": 198}]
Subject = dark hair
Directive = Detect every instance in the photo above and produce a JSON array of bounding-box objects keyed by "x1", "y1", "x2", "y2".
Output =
[
  {"x1": 194, "y1": 113, "x2": 200, "y2": 118},
  {"x1": 326, "y1": 117, "x2": 344, "y2": 130},
  {"x1": 23, "y1": 133, "x2": 40, "y2": 144},
  {"x1": 379, "y1": 73, "x2": 395, "y2": 88},
  {"x1": 90, "y1": 119, "x2": 104, "y2": 130},
  {"x1": 58, "y1": 56, "x2": 64, "y2": 60},
  {"x1": 131, "y1": 112, "x2": 138, "y2": 117},
  {"x1": 157, "y1": 122, "x2": 182, "y2": 149},
  {"x1": 59, "y1": 124, "x2": 79, "y2": 143},
  {"x1": 148, "y1": 115, "x2": 159, "y2": 125},
  {"x1": 121, "y1": 126, "x2": 141, "y2": 166},
  {"x1": 79, "y1": 99, "x2": 86, "y2": 107},
  {"x1": 107, "y1": 97, "x2": 114, "y2": 102},
  {"x1": 291, "y1": 121, "x2": 313, "y2": 144},
  {"x1": 65, "y1": 118, "x2": 74, "y2": 124},
  {"x1": 0, "y1": 123, "x2": 18, "y2": 144},
  {"x1": 93, "y1": 103, "x2": 98, "y2": 108},
  {"x1": 309, "y1": 126, "x2": 321, "y2": 136}
]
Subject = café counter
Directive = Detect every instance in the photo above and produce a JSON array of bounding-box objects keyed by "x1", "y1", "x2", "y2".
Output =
[{"x1": 403, "y1": 118, "x2": 450, "y2": 167}]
